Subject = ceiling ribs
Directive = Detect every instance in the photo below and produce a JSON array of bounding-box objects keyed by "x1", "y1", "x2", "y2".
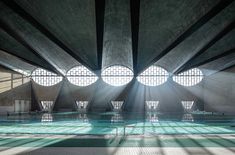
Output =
[
  {"x1": 175, "y1": 21, "x2": 235, "y2": 74},
  {"x1": 0, "y1": 21, "x2": 61, "y2": 75},
  {"x1": 0, "y1": 64, "x2": 21, "y2": 74},
  {"x1": 220, "y1": 63, "x2": 235, "y2": 72},
  {"x1": 185, "y1": 48, "x2": 235, "y2": 71},
  {"x1": 95, "y1": 0, "x2": 105, "y2": 71},
  {"x1": 137, "y1": 0, "x2": 234, "y2": 75},
  {"x1": 130, "y1": 0, "x2": 140, "y2": 76},
  {"x1": 200, "y1": 52, "x2": 235, "y2": 75},
  {"x1": 2, "y1": 0, "x2": 95, "y2": 71},
  {"x1": 0, "y1": 48, "x2": 55, "y2": 73}
]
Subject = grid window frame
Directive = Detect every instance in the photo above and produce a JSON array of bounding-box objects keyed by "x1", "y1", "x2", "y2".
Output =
[
  {"x1": 101, "y1": 65, "x2": 134, "y2": 86},
  {"x1": 181, "y1": 101, "x2": 194, "y2": 110},
  {"x1": 41, "y1": 101, "x2": 54, "y2": 111},
  {"x1": 173, "y1": 68, "x2": 203, "y2": 87},
  {"x1": 31, "y1": 68, "x2": 62, "y2": 86},
  {"x1": 66, "y1": 66, "x2": 98, "y2": 87},
  {"x1": 137, "y1": 66, "x2": 169, "y2": 86},
  {"x1": 111, "y1": 101, "x2": 124, "y2": 110},
  {"x1": 146, "y1": 101, "x2": 159, "y2": 110},
  {"x1": 76, "y1": 101, "x2": 89, "y2": 109}
]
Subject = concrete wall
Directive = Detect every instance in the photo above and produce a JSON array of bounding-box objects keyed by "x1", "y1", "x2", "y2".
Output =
[
  {"x1": 0, "y1": 75, "x2": 205, "y2": 113},
  {"x1": 55, "y1": 79, "x2": 97, "y2": 111},
  {"x1": 31, "y1": 80, "x2": 63, "y2": 111},
  {"x1": 0, "y1": 68, "x2": 31, "y2": 114},
  {"x1": 0, "y1": 82, "x2": 31, "y2": 114},
  {"x1": 203, "y1": 66, "x2": 235, "y2": 114},
  {"x1": 124, "y1": 78, "x2": 204, "y2": 113},
  {"x1": 1, "y1": 67, "x2": 235, "y2": 114},
  {"x1": 54, "y1": 77, "x2": 203, "y2": 113}
]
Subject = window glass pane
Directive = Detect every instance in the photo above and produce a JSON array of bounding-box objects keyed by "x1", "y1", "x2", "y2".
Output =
[
  {"x1": 23, "y1": 76, "x2": 30, "y2": 84},
  {"x1": 101, "y1": 65, "x2": 133, "y2": 86},
  {"x1": 111, "y1": 113, "x2": 123, "y2": 123},
  {"x1": 146, "y1": 113, "x2": 158, "y2": 122},
  {"x1": 146, "y1": 101, "x2": 159, "y2": 110},
  {"x1": 32, "y1": 68, "x2": 62, "y2": 86},
  {"x1": 41, "y1": 113, "x2": 53, "y2": 122},
  {"x1": 111, "y1": 101, "x2": 124, "y2": 110},
  {"x1": 67, "y1": 66, "x2": 98, "y2": 86},
  {"x1": 173, "y1": 68, "x2": 203, "y2": 86},
  {"x1": 182, "y1": 114, "x2": 194, "y2": 122},
  {"x1": 41, "y1": 101, "x2": 54, "y2": 111},
  {"x1": 0, "y1": 81, "x2": 11, "y2": 93},
  {"x1": 0, "y1": 72, "x2": 11, "y2": 93},
  {"x1": 137, "y1": 66, "x2": 168, "y2": 86},
  {"x1": 181, "y1": 101, "x2": 194, "y2": 110},
  {"x1": 76, "y1": 101, "x2": 89, "y2": 109}
]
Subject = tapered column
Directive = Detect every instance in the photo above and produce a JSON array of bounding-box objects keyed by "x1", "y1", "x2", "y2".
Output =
[{"x1": 102, "y1": 0, "x2": 133, "y2": 70}]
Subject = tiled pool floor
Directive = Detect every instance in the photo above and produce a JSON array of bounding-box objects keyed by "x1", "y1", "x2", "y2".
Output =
[{"x1": 0, "y1": 134, "x2": 235, "y2": 155}]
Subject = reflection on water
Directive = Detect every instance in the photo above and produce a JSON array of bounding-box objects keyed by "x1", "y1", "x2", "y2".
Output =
[
  {"x1": 111, "y1": 113, "x2": 123, "y2": 123},
  {"x1": 182, "y1": 114, "x2": 194, "y2": 122},
  {"x1": 77, "y1": 113, "x2": 88, "y2": 122},
  {"x1": 76, "y1": 101, "x2": 88, "y2": 113},
  {"x1": 4, "y1": 112, "x2": 235, "y2": 124},
  {"x1": 41, "y1": 113, "x2": 53, "y2": 122},
  {"x1": 111, "y1": 101, "x2": 123, "y2": 112},
  {"x1": 1, "y1": 112, "x2": 235, "y2": 135},
  {"x1": 146, "y1": 113, "x2": 158, "y2": 122}
]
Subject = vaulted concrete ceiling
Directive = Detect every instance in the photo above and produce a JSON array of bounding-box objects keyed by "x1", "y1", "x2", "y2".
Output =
[
  {"x1": 0, "y1": 0, "x2": 234, "y2": 76},
  {"x1": 156, "y1": 1, "x2": 235, "y2": 74},
  {"x1": 15, "y1": 0, "x2": 98, "y2": 70},
  {"x1": 0, "y1": 28, "x2": 58, "y2": 73},
  {"x1": 0, "y1": 50, "x2": 36, "y2": 75}
]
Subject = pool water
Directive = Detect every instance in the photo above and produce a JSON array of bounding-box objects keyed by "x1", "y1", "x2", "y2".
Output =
[{"x1": 0, "y1": 112, "x2": 235, "y2": 135}]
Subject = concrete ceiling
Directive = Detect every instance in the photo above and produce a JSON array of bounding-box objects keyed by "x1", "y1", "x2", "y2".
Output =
[
  {"x1": 0, "y1": 28, "x2": 58, "y2": 73},
  {"x1": 0, "y1": 0, "x2": 234, "y2": 76},
  {"x1": 0, "y1": 50, "x2": 36, "y2": 75}
]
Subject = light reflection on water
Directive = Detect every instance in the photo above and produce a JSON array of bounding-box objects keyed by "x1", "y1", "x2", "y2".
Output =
[{"x1": 0, "y1": 112, "x2": 235, "y2": 135}]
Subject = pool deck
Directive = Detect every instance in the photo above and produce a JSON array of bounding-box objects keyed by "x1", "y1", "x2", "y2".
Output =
[{"x1": 1, "y1": 134, "x2": 235, "y2": 155}]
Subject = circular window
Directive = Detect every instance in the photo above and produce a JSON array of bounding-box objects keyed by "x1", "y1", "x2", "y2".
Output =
[
  {"x1": 137, "y1": 66, "x2": 169, "y2": 86},
  {"x1": 31, "y1": 68, "x2": 63, "y2": 86},
  {"x1": 66, "y1": 66, "x2": 98, "y2": 86},
  {"x1": 173, "y1": 68, "x2": 203, "y2": 86},
  {"x1": 101, "y1": 65, "x2": 133, "y2": 86}
]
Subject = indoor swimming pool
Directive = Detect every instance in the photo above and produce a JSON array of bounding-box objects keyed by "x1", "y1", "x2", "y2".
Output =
[{"x1": 0, "y1": 112, "x2": 235, "y2": 136}]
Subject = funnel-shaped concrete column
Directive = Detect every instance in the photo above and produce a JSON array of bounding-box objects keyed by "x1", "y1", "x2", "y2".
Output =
[{"x1": 102, "y1": 0, "x2": 133, "y2": 70}]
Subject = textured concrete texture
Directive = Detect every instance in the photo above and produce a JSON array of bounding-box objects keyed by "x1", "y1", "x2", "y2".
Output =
[
  {"x1": 39, "y1": 76, "x2": 203, "y2": 112},
  {"x1": 0, "y1": 50, "x2": 36, "y2": 75},
  {"x1": 0, "y1": 0, "x2": 235, "y2": 113},
  {"x1": 1, "y1": 66, "x2": 234, "y2": 114},
  {"x1": 0, "y1": 29, "x2": 54, "y2": 72},
  {"x1": 102, "y1": 0, "x2": 133, "y2": 70},
  {"x1": 31, "y1": 81, "x2": 63, "y2": 111},
  {"x1": 52, "y1": 81, "x2": 78, "y2": 111},
  {"x1": 0, "y1": 0, "x2": 234, "y2": 75},
  {"x1": 155, "y1": 1, "x2": 235, "y2": 73},
  {"x1": 200, "y1": 53, "x2": 235, "y2": 75},
  {"x1": 0, "y1": 83, "x2": 31, "y2": 111},
  {"x1": 0, "y1": 1, "x2": 80, "y2": 75},
  {"x1": 15, "y1": 0, "x2": 98, "y2": 70},
  {"x1": 203, "y1": 67, "x2": 235, "y2": 114},
  {"x1": 137, "y1": 0, "x2": 220, "y2": 72},
  {"x1": 182, "y1": 29, "x2": 235, "y2": 73}
]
